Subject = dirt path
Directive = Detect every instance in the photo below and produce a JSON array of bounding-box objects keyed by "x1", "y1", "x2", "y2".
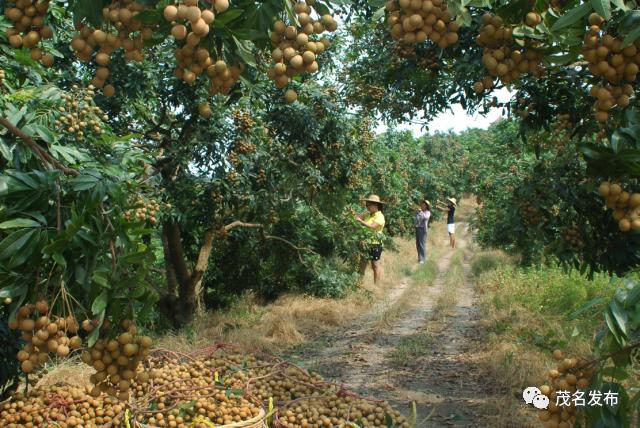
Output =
[{"x1": 284, "y1": 223, "x2": 497, "y2": 427}]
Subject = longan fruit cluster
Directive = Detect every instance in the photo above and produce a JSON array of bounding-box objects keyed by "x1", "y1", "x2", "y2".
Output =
[
  {"x1": 4, "y1": 0, "x2": 55, "y2": 67},
  {"x1": 54, "y1": 85, "x2": 108, "y2": 139},
  {"x1": 0, "y1": 69, "x2": 6, "y2": 82},
  {"x1": 276, "y1": 394, "x2": 410, "y2": 428},
  {"x1": 82, "y1": 320, "x2": 153, "y2": 401},
  {"x1": 164, "y1": 0, "x2": 244, "y2": 95},
  {"x1": 198, "y1": 102, "x2": 212, "y2": 118},
  {"x1": 232, "y1": 109, "x2": 255, "y2": 133},
  {"x1": 588, "y1": 83, "x2": 634, "y2": 123},
  {"x1": 124, "y1": 197, "x2": 162, "y2": 224},
  {"x1": 475, "y1": 13, "x2": 544, "y2": 89},
  {"x1": 597, "y1": 181, "x2": 640, "y2": 232},
  {"x1": 70, "y1": 0, "x2": 156, "y2": 97},
  {"x1": 583, "y1": 14, "x2": 639, "y2": 122},
  {"x1": 233, "y1": 139, "x2": 256, "y2": 154},
  {"x1": 537, "y1": 349, "x2": 594, "y2": 428},
  {"x1": 385, "y1": 0, "x2": 460, "y2": 47},
  {"x1": 267, "y1": 0, "x2": 336, "y2": 103},
  {"x1": 562, "y1": 225, "x2": 585, "y2": 250},
  {"x1": 520, "y1": 201, "x2": 543, "y2": 226},
  {"x1": 0, "y1": 387, "x2": 124, "y2": 428},
  {"x1": 8, "y1": 301, "x2": 82, "y2": 374}
]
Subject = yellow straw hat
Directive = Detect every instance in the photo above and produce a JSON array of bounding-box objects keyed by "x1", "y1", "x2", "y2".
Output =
[
  {"x1": 362, "y1": 194, "x2": 385, "y2": 205},
  {"x1": 447, "y1": 197, "x2": 457, "y2": 207}
]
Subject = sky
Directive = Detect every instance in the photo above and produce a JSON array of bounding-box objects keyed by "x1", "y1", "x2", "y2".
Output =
[{"x1": 374, "y1": 87, "x2": 514, "y2": 136}]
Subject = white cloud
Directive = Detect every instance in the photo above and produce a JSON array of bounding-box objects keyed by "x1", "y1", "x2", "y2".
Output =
[{"x1": 375, "y1": 87, "x2": 514, "y2": 136}]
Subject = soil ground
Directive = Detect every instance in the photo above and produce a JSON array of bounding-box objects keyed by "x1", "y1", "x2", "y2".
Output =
[{"x1": 282, "y1": 222, "x2": 508, "y2": 427}]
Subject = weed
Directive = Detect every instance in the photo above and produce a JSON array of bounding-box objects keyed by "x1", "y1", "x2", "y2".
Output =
[{"x1": 389, "y1": 332, "x2": 432, "y2": 366}]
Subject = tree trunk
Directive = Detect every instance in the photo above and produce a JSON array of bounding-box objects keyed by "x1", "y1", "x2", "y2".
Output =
[
  {"x1": 159, "y1": 220, "x2": 263, "y2": 326},
  {"x1": 160, "y1": 221, "x2": 198, "y2": 325}
]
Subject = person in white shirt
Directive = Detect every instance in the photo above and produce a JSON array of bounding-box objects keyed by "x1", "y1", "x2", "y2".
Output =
[{"x1": 414, "y1": 199, "x2": 431, "y2": 264}]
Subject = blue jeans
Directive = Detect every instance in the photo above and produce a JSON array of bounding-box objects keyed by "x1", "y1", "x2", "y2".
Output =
[{"x1": 415, "y1": 227, "x2": 426, "y2": 262}]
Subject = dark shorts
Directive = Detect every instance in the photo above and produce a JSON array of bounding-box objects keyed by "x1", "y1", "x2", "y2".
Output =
[{"x1": 369, "y1": 245, "x2": 383, "y2": 261}]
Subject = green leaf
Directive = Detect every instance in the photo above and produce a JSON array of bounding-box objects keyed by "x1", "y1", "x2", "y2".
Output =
[
  {"x1": 568, "y1": 296, "x2": 607, "y2": 320},
  {"x1": 51, "y1": 252, "x2": 66, "y2": 268},
  {"x1": 0, "y1": 229, "x2": 36, "y2": 260},
  {"x1": 610, "y1": 300, "x2": 629, "y2": 336},
  {"x1": 91, "y1": 290, "x2": 108, "y2": 314},
  {"x1": 372, "y1": 6, "x2": 386, "y2": 22},
  {"x1": 232, "y1": 36, "x2": 256, "y2": 68},
  {"x1": 551, "y1": 2, "x2": 592, "y2": 32},
  {"x1": 71, "y1": 174, "x2": 100, "y2": 191},
  {"x1": 605, "y1": 308, "x2": 624, "y2": 345},
  {"x1": 622, "y1": 25, "x2": 640, "y2": 48},
  {"x1": 0, "y1": 218, "x2": 41, "y2": 229},
  {"x1": 592, "y1": 0, "x2": 611, "y2": 20},
  {"x1": 611, "y1": 0, "x2": 628, "y2": 11}
]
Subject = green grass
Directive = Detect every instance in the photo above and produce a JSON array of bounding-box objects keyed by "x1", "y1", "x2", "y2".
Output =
[
  {"x1": 389, "y1": 332, "x2": 432, "y2": 366},
  {"x1": 475, "y1": 255, "x2": 618, "y2": 352},
  {"x1": 470, "y1": 250, "x2": 514, "y2": 277}
]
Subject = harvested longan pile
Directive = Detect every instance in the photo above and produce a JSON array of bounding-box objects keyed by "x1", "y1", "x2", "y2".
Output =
[
  {"x1": 54, "y1": 85, "x2": 108, "y2": 140},
  {"x1": 8, "y1": 301, "x2": 83, "y2": 374},
  {"x1": 69, "y1": 0, "x2": 157, "y2": 97},
  {"x1": 597, "y1": 181, "x2": 640, "y2": 232},
  {"x1": 583, "y1": 13, "x2": 638, "y2": 122},
  {"x1": 83, "y1": 319, "x2": 153, "y2": 401},
  {"x1": 0, "y1": 386, "x2": 124, "y2": 428},
  {"x1": 133, "y1": 392, "x2": 262, "y2": 427},
  {"x1": 474, "y1": 13, "x2": 544, "y2": 92},
  {"x1": 4, "y1": 0, "x2": 55, "y2": 67},
  {"x1": 267, "y1": 0, "x2": 337, "y2": 103},
  {"x1": 276, "y1": 393, "x2": 410, "y2": 428},
  {"x1": 385, "y1": 0, "x2": 459, "y2": 47},
  {"x1": 241, "y1": 366, "x2": 330, "y2": 403},
  {"x1": 536, "y1": 349, "x2": 594, "y2": 428}
]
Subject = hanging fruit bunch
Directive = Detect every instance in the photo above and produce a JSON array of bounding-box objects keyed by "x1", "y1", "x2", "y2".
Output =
[
  {"x1": 583, "y1": 14, "x2": 638, "y2": 122},
  {"x1": 4, "y1": 0, "x2": 55, "y2": 67},
  {"x1": 69, "y1": 0, "x2": 156, "y2": 97},
  {"x1": 562, "y1": 225, "x2": 585, "y2": 250},
  {"x1": 520, "y1": 200, "x2": 544, "y2": 226},
  {"x1": 536, "y1": 349, "x2": 594, "y2": 427},
  {"x1": 597, "y1": 181, "x2": 640, "y2": 232},
  {"x1": 8, "y1": 301, "x2": 83, "y2": 374},
  {"x1": 474, "y1": 13, "x2": 544, "y2": 92},
  {"x1": 385, "y1": 0, "x2": 459, "y2": 47},
  {"x1": 82, "y1": 319, "x2": 153, "y2": 401},
  {"x1": 123, "y1": 197, "x2": 163, "y2": 225},
  {"x1": 266, "y1": 0, "x2": 337, "y2": 103},
  {"x1": 232, "y1": 109, "x2": 255, "y2": 133},
  {"x1": 163, "y1": 0, "x2": 245, "y2": 95},
  {"x1": 54, "y1": 85, "x2": 108, "y2": 140}
]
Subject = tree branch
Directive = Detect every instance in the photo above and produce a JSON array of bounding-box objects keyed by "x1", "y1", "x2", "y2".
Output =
[
  {"x1": 0, "y1": 117, "x2": 80, "y2": 176},
  {"x1": 264, "y1": 235, "x2": 318, "y2": 255},
  {"x1": 223, "y1": 221, "x2": 264, "y2": 232}
]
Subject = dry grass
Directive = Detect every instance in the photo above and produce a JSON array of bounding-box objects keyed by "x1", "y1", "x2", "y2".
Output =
[
  {"x1": 155, "y1": 235, "x2": 421, "y2": 357},
  {"x1": 35, "y1": 358, "x2": 94, "y2": 390}
]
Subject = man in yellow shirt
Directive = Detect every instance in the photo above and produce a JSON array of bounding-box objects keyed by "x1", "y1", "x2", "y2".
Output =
[{"x1": 354, "y1": 194, "x2": 386, "y2": 284}]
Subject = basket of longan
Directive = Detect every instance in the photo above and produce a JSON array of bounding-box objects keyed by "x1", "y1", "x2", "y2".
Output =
[
  {"x1": 129, "y1": 353, "x2": 266, "y2": 428},
  {"x1": 131, "y1": 392, "x2": 266, "y2": 428},
  {"x1": 273, "y1": 392, "x2": 411, "y2": 428}
]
